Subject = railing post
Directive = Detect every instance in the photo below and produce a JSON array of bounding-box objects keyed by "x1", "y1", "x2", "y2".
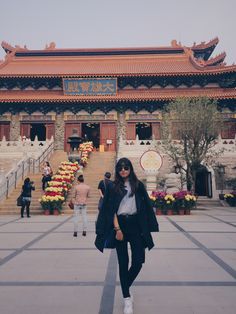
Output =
[
  {"x1": 15, "y1": 170, "x2": 17, "y2": 188},
  {"x1": 6, "y1": 177, "x2": 9, "y2": 198},
  {"x1": 22, "y1": 161, "x2": 24, "y2": 180}
]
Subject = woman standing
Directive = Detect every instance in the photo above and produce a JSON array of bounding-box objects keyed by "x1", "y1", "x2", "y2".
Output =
[
  {"x1": 21, "y1": 177, "x2": 35, "y2": 218},
  {"x1": 42, "y1": 161, "x2": 53, "y2": 190},
  {"x1": 95, "y1": 158, "x2": 159, "y2": 314}
]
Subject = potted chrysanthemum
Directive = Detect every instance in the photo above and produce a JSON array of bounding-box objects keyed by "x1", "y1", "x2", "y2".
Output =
[
  {"x1": 163, "y1": 194, "x2": 175, "y2": 215},
  {"x1": 183, "y1": 193, "x2": 197, "y2": 214}
]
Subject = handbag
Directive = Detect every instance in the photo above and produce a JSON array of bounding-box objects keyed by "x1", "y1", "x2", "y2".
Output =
[
  {"x1": 68, "y1": 200, "x2": 74, "y2": 209},
  {"x1": 104, "y1": 229, "x2": 116, "y2": 249},
  {"x1": 98, "y1": 197, "x2": 103, "y2": 211},
  {"x1": 17, "y1": 194, "x2": 24, "y2": 207}
]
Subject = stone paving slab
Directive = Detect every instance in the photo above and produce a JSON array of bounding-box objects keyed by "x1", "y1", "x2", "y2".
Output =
[
  {"x1": 191, "y1": 233, "x2": 236, "y2": 249},
  {"x1": 0, "y1": 286, "x2": 102, "y2": 314},
  {"x1": 114, "y1": 287, "x2": 236, "y2": 314},
  {"x1": 0, "y1": 208, "x2": 236, "y2": 314}
]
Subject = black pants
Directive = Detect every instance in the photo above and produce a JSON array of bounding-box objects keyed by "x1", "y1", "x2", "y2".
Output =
[
  {"x1": 21, "y1": 200, "x2": 31, "y2": 217},
  {"x1": 116, "y1": 214, "x2": 145, "y2": 298},
  {"x1": 42, "y1": 175, "x2": 51, "y2": 190}
]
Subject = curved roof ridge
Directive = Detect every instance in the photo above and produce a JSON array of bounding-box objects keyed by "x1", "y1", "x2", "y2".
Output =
[
  {"x1": 1, "y1": 41, "x2": 15, "y2": 53},
  {"x1": 0, "y1": 50, "x2": 15, "y2": 70},
  {"x1": 191, "y1": 37, "x2": 219, "y2": 50},
  {"x1": 1, "y1": 41, "x2": 28, "y2": 54},
  {"x1": 186, "y1": 48, "x2": 232, "y2": 71},
  {"x1": 205, "y1": 52, "x2": 226, "y2": 66}
]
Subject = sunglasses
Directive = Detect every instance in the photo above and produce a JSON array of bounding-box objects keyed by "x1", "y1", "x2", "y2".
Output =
[{"x1": 117, "y1": 165, "x2": 130, "y2": 172}]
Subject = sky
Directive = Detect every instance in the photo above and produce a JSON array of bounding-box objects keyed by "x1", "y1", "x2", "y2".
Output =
[{"x1": 0, "y1": 0, "x2": 235, "y2": 64}]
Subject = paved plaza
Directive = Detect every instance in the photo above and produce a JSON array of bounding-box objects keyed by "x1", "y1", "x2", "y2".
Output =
[{"x1": 0, "y1": 207, "x2": 236, "y2": 314}]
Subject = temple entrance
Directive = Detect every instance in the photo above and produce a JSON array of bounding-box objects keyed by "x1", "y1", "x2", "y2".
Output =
[
  {"x1": 136, "y1": 122, "x2": 152, "y2": 140},
  {"x1": 81, "y1": 123, "x2": 100, "y2": 149},
  {"x1": 30, "y1": 123, "x2": 46, "y2": 141},
  {"x1": 195, "y1": 166, "x2": 212, "y2": 197},
  {"x1": 21, "y1": 122, "x2": 54, "y2": 141}
]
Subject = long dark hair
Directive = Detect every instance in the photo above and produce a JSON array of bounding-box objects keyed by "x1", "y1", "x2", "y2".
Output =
[
  {"x1": 114, "y1": 158, "x2": 139, "y2": 196},
  {"x1": 23, "y1": 177, "x2": 30, "y2": 186}
]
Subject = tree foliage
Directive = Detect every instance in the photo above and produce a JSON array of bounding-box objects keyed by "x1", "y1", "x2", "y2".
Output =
[{"x1": 161, "y1": 97, "x2": 223, "y2": 191}]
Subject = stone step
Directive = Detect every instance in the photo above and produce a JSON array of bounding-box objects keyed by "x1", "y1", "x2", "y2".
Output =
[
  {"x1": 0, "y1": 150, "x2": 116, "y2": 215},
  {"x1": 196, "y1": 198, "x2": 223, "y2": 208}
]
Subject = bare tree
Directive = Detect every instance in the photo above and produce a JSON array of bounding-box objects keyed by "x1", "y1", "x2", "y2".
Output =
[{"x1": 161, "y1": 97, "x2": 223, "y2": 191}]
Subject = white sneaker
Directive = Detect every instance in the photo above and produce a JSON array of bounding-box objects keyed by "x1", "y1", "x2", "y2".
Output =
[{"x1": 124, "y1": 297, "x2": 133, "y2": 314}]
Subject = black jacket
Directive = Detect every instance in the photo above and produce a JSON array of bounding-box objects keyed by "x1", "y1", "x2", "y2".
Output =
[
  {"x1": 22, "y1": 183, "x2": 35, "y2": 197},
  {"x1": 95, "y1": 180, "x2": 159, "y2": 252}
]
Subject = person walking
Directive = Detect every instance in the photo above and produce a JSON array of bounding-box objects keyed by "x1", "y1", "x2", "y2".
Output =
[
  {"x1": 72, "y1": 174, "x2": 90, "y2": 237},
  {"x1": 21, "y1": 177, "x2": 35, "y2": 218},
  {"x1": 42, "y1": 161, "x2": 53, "y2": 190},
  {"x1": 97, "y1": 171, "x2": 112, "y2": 210},
  {"x1": 95, "y1": 157, "x2": 159, "y2": 314}
]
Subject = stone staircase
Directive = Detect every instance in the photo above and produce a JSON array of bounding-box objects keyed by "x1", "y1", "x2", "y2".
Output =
[
  {"x1": 0, "y1": 150, "x2": 68, "y2": 215},
  {"x1": 63, "y1": 151, "x2": 116, "y2": 215},
  {"x1": 0, "y1": 150, "x2": 116, "y2": 216},
  {"x1": 196, "y1": 197, "x2": 223, "y2": 209}
]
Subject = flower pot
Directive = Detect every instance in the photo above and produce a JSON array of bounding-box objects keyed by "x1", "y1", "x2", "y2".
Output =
[
  {"x1": 167, "y1": 209, "x2": 173, "y2": 215},
  {"x1": 44, "y1": 209, "x2": 50, "y2": 215},
  {"x1": 185, "y1": 208, "x2": 191, "y2": 215},
  {"x1": 53, "y1": 209, "x2": 60, "y2": 215},
  {"x1": 156, "y1": 208, "x2": 162, "y2": 215},
  {"x1": 178, "y1": 208, "x2": 185, "y2": 215}
]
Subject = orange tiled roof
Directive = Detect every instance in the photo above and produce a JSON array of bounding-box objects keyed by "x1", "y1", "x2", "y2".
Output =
[
  {"x1": 0, "y1": 88, "x2": 235, "y2": 102},
  {"x1": 0, "y1": 41, "x2": 235, "y2": 77}
]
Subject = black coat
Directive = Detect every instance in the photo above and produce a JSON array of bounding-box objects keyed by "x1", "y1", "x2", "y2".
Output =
[
  {"x1": 22, "y1": 183, "x2": 35, "y2": 197},
  {"x1": 95, "y1": 180, "x2": 159, "y2": 252}
]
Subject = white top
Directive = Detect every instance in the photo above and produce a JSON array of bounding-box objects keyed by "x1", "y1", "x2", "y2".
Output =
[
  {"x1": 117, "y1": 181, "x2": 137, "y2": 216},
  {"x1": 43, "y1": 166, "x2": 51, "y2": 176}
]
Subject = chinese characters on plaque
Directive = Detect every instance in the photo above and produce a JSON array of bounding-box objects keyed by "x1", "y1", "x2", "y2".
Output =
[{"x1": 63, "y1": 78, "x2": 117, "y2": 96}]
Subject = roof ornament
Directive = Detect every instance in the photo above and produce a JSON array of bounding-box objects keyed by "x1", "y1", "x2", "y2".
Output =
[
  {"x1": 171, "y1": 40, "x2": 181, "y2": 48},
  {"x1": 45, "y1": 42, "x2": 56, "y2": 50},
  {"x1": 14, "y1": 44, "x2": 28, "y2": 51},
  {"x1": 1, "y1": 41, "x2": 15, "y2": 53}
]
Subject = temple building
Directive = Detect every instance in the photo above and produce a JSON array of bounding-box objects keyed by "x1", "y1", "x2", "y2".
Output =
[{"x1": 0, "y1": 38, "x2": 235, "y2": 151}]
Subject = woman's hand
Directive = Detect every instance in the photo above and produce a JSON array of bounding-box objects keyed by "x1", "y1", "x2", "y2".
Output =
[{"x1": 115, "y1": 229, "x2": 124, "y2": 241}]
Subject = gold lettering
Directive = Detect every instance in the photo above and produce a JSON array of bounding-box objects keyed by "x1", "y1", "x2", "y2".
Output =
[
  {"x1": 67, "y1": 81, "x2": 79, "y2": 93},
  {"x1": 91, "y1": 81, "x2": 103, "y2": 92},
  {"x1": 103, "y1": 82, "x2": 115, "y2": 92},
  {"x1": 79, "y1": 82, "x2": 91, "y2": 92}
]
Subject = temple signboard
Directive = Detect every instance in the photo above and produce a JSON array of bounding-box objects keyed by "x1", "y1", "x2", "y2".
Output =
[{"x1": 63, "y1": 78, "x2": 117, "y2": 96}]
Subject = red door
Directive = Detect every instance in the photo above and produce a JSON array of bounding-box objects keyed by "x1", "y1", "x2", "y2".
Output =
[
  {"x1": 20, "y1": 124, "x2": 31, "y2": 138},
  {"x1": 126, "y1": 123, "x2": 136, "y2": 140},
  {"x1": 152, "y1": 122, "x2": 161, "y2": 140},
  {"x1": 0, "y1": 122, "x2": 10, "y2": 141},
  {"x1": 0, "y1": 123, "x2": 10, "y2": 140},
  {"x1": 64, "y1": 123, "x2": 81, "y2": 152},
  {"x1": 100, "y1": 122, "x2": 116, "y2": 151},
  {"x1": 46, "y1": 123, "x2": 55, "y2": 140}
]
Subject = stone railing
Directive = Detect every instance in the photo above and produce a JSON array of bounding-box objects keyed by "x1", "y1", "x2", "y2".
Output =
[
  {"x1": 117, "y1": 136, "x2": 162, "y2": 159},
  {"x1": 0, "y1": 137, "x2": 54, "y2": 202},
  {"x1": 0, "y1": 157, "x2": 30, "y2": 200},
  {"x1": 0, "y1": 136, "x2": 54, "y2": 159}
]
